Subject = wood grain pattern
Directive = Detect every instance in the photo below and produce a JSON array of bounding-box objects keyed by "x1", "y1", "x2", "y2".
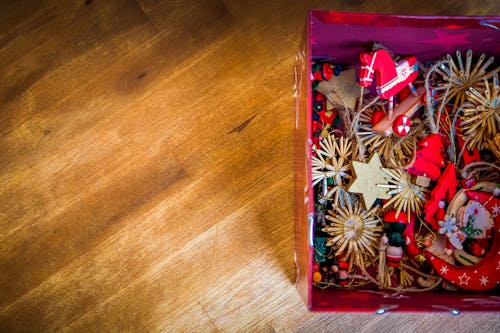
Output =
[{"x1": 0, "y1": 1, "x2": 499, "y2": 332}]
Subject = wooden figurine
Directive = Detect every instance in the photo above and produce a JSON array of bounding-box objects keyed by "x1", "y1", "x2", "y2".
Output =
[
  {"x1": 331, "y1": 260, "x2": 349, "y2": 286},
  {"x1": 381, "y1": 210, "x2": 413, "y2": 267}
]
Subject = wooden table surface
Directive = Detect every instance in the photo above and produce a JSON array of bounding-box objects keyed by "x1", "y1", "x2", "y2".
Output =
[{"x1": 1, "y1": 1, "x2": 499, "y2": 332}]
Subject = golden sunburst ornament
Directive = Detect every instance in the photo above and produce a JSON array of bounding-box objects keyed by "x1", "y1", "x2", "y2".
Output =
[
  {"x1": 356, "y1": 105, "x2": 421, "y2": 167},
  {"x1": 312, "y1": 135, "x2": 354, "y2": 206},
  {"x1": 322, "y1": 200, "x2": 383, "y2": 270},
  {"x1": 460, "y1": 72, "x2": 499, "y2": 150},
  {"x1": 357, "y1": 106, "x2": 393, "y2": 155},
  {"x1": 379, "y1": 168, "x2": 428, "y2": 220},
  {"x1": 436, "y1": 50, "x2": 499, "y2": 110}
]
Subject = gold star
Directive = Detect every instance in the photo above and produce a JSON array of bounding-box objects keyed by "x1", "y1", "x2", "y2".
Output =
[{"x1": 347, "y1": 152, "x2": 391, "y2": 209}]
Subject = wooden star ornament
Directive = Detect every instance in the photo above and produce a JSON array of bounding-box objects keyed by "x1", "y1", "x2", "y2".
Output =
[
  {"x1": 316, "y1": 68, "x2": 362, "y2": 111},
  {"x1": 347, "y1": 152, "x2": 391, "y2": 209}
]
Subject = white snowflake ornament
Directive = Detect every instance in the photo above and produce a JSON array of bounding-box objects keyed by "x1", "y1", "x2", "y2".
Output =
[{"x1": 438, "y1": 215, "x2": 458, "y2": 236}]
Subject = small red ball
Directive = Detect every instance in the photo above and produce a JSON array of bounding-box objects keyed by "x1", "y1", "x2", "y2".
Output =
[
  {"x1": 371, "y1": 110, "x2": 386, "y2": 127},
  {"x1": 392, "y1": 114, "x2": 411, "y2": 136}
]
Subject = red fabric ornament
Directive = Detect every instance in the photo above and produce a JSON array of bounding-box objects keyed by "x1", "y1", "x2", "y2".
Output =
[
  {"x1": 406, "y1": 134, "x2": 446, "y2": 180},
  {"x1": 423, "y1": 163, "x2": 457, "y2": 230}
]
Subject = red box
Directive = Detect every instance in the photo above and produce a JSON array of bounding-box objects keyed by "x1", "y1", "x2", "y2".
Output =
[{"x1": 294, "y1": 11, "x2": 500, "y2": 312}]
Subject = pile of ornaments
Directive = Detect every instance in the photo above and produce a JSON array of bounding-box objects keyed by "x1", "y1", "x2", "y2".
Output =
[{"x1": 311, "y1": 46, "x2": 499, "y2": 292}]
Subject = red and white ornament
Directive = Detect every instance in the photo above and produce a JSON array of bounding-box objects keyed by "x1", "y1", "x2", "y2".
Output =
[
  {"x1": 392, "y1": 114, "x2": 411, "y2": 136},
  {"x1": 359, "y1": 49, "x2": 418, "y2": 100}
]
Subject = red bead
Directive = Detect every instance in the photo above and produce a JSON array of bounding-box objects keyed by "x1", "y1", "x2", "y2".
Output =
[
  {"x1": 392, "y1": 114, "x2": 411, "y2": 136},
  {"x1": 321, "y1": 63, "x2": 333, "y2": 81},
  {"x1": 370, "y1": 110, "x2": 385, "y2": 127}
]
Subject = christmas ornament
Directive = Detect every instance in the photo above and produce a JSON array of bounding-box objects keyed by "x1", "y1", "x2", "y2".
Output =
[
  {"x1": 347, "y1": 152, "x2": 392, "y2": 209},
  {"x1": 359, "y1": 48, "x2": 418, "y2": 117},
  {"x1": 460, "y1": 72, "x2": 500, "y2": 150},
  {"x1": 312, "y1": 135, "x2": 354, "y2": 206},
  {"x1": 425, "y1": 188, "x2": 500, "y2": 291},
  {"x1": 435, "y1": 49, "x2": 499, "y2": 110},
  {"x1": 322, "y1": 199, "x2": 383, "y2": 270},
  {"x1": 406, "y1": 134, "x2": 447, "y2": 181},
  {"x1": 317, "y1": 68, "x2": 361, "y2": 111},
  {"x1": 359, "y1": 49, "x2": 418, "y2": 99},
  {"x1": 392, "y1": 114, "x2": 411, "y2": 136},
  {"x1": 372, "y1": 86, "x2": 424, "y2": 136},
  {"x1": 380, "y1": 168, "x2": 429, "y2": 220},
  {"x1": 382, "y1": 210, "x2": 413, "y2": 267},
  {"x1": 423, "y1": 163, "x2": 457, "y2": 229}
]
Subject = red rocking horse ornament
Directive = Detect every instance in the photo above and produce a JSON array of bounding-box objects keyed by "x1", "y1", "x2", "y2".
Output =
[
  {"x1": 359, "y1": 49, "x2": 421, "y2": 136},
  {"x1": 359, "y1": 49, "x2": 419, "y2": 100}
]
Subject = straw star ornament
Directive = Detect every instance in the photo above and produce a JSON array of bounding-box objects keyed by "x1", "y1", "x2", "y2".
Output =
[
  {"x1": 380, "y1": 168, "x2": 429, "y2": 219},
  {"x1": 312, "y1": 135, "x2": 354, "y2": 206},
  {"x1": 435, "y1": 50, "x2": 499, "y2": 110},
  {"x1": 461, "y1": 72, "x2": 500, "y2": 150},
  {"x1": 322, "y1": 200, "x2": 383, "y2": 271}
]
